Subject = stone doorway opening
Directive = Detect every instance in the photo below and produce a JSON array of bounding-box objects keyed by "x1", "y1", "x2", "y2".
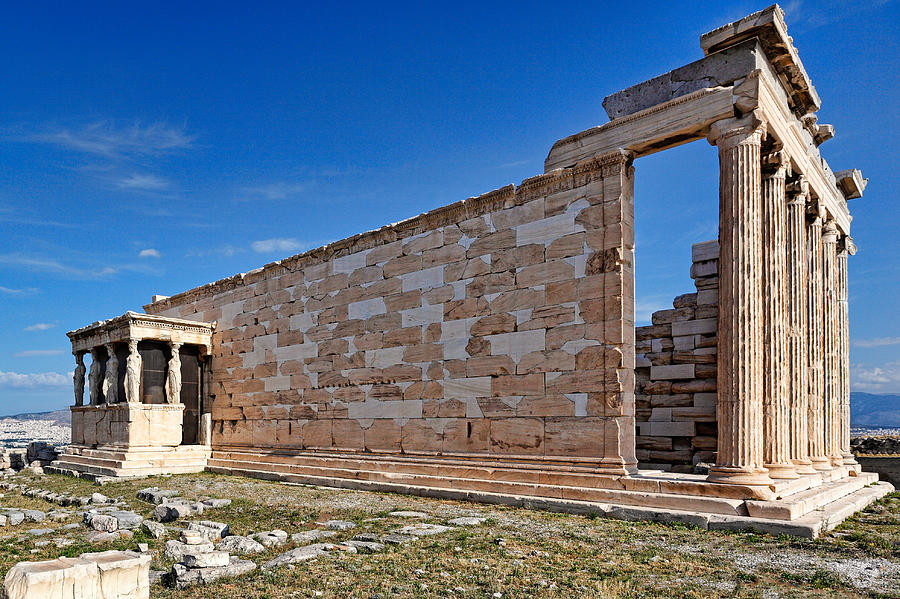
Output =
[{"x1": 632, "y1": 141, "x2": 719, "y2": 473}]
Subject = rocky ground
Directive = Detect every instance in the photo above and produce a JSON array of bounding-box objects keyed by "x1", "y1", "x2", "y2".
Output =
[{"x1": 0, "y1": 471, "x2": 897, "y2": 598}]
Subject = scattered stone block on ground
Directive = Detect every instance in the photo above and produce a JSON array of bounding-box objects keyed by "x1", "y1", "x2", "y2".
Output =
[
  {"x1": 137, "y1": 488, "x2": 178, "y2": 505},
  {"x1": 3, "y1": 550, "x2": 149, "y2": 599},
  {"x1": 389, "y1": 511, "x2": 429, "y2": 518},
  {"x1": 397, "y1": 523, "x2": 453, "y2": 536},
  {"x1": 140, "y1": 520, "x2": 166, "y2": 539},
  {"x1": 262, "y1": 543, "x2": 356, "y2": 570},
  {"x1": 344, "y1": 540, "x2": 385, "y2": 553},
  {"x1": 163, "y1": 540, "x2": 215, "y2": 562},
  {"x1": 182, "y1": 551, "x2": 230, "y2": 568},
  {"x1": 172, "y1": 556, "x2": 255, "y2": 589},
  {"x1": 215, "y1": 535, "x2": 265, "y2": 555},
  {"x1": 323, "y1": 520, "x2": 355, "y2": 530},
  {"x1": 291, "y1": 530, "x2": 336, "y2": 544},
  {"x1": 185, "y1": 520, "x2": 229, "y2": 541},
  {"x1": 251, "y1": 529, "x2": 288, "y2": 547}
]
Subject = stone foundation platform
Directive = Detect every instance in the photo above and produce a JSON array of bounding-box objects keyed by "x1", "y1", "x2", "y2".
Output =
[
  {"x1": 206, "y1": 448, "x2": 892, "y2": 537},
  {"x1": 48, "y1": 445, "x2": 211, "y2": 481}
]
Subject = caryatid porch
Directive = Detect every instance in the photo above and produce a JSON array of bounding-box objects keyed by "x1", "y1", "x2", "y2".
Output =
[{"x1": 50, "y1": 312, "x2": 215, "y2": 479}]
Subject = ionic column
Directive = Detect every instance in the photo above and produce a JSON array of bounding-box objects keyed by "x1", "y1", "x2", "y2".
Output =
[
  {"x1": 706, "y1": 115, "x2": 772, "y2": 486},
  {"x1": 165, "y1": 342, "x2": 183, "y2": 404},
  {"x1": 761, "y1": 150, "x2": 797, "y2": 478},
  {"x1": 124, "y1": 340, "x2": 142, "y2": 404},
  {"x1": 806, "y1": 200, "x2": 831, "y2": 470},
  {"x1": 88, "y1": 347, "x2": 102, "y2": 405},
  {"x1": 73, "y1": 351, "x2": 86, "y2": 407},
  {"x1": 822, "y1": 221, "x2": 843, "y2": 468},
  {"x1": 785, "y1": 178, "x2": 816, "y2": 474},
  {"x1": 102, "y1": 343, "x2": 119, "y2": 404},
  {"x1": 838, "y1": 236, "x2": 859, "y2": 467}
]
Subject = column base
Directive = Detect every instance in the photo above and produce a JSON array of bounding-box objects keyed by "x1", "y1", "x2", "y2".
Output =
[
  {"x1": 764, "y1": 462, "x2": 800, "y2": 479},
  {"x1": 791, "y1": 458, "x2": 819, "y2": 475},
  {"x1": 830, "y1": 455, "x2": 844, "y2": 468},
  {"x1": 809, "y1": 456, "x2": 833, "y2": 471},
  {"x1": 707, "y1": 466, "x2": 773, "y2": 486},
  {"x1": 841, "y1": 451, "x2": 859, "y2": 466}
]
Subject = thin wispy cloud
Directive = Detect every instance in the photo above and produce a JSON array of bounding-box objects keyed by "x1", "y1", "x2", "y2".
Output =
[
  {"x1": 24, "y1": 323, "x2": 55, "y2": 331},
  {"x1": 854, "y1": 337, "x2": 900, "y2": 349},
  {"x1": 240, "y1": 182, "x2": 309, "y2": 201},
  {"x1": 14, "y1": 349, "x2": 64, "y2": 358},
  {"x1": 139, "y1": 248, "x2": 161, "y2": 258},
  {"x1": 0, "y1": 254, "x2": 162, "y2": 280},
  {"x1": 0, "y1": 371, "x2": 70, "y2": 388},
  {"x1": 0, "y1": 286, "x2": 38, "y2": 295},
  {"x1": 251, "y1": 238, "x2": 304, "y2": 254},
  {"x1": 117, "y1": 174, "x2": 170, "y2": 191},
  {"x1": 497, "y1": 160, "x2": 531, "y2": 169},
  {"x1": 15, "y1": 121, "x2": 194, "y2": 158},
  {"x1": 0, "y1": 254, "x2": 117, "y2": 278}
]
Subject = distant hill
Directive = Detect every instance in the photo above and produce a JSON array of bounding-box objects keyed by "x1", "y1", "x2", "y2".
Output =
[
  {"x1": 0, "y1": 408, "x2": 71, "y2": 427},
  {"x1": 851, "y1": 392, "x2": 900, "y2": 428}
]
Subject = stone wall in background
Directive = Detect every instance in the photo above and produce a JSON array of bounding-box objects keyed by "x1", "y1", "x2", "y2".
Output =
[
  {"x1": 145, "y1": 151, "x2": 637, "y2": 468},
  {"x1": 634, "y1": 241, "x2": 719, "y2": 472}
]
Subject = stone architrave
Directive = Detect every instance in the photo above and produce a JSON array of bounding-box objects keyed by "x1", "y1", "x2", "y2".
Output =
[
  {"x1": 822, "y1": 220, "x2": 842, "y2": 467},
  {"x1": 165, "y1": 342, "x2": 182, "y2": 404},
  {"x1": 102, "y1": 343, "x2": 119, "y2": 404},
  {"x1": 706, "y1": 115, "x2": 772, "y2": 486},
  {"x1": 785, "y1": 177, "x2": 816, "y2": 474},
  {"x1": 88, "y1": 348, "x2": 102, "y2": 406},
  {"x1": 806, "y1": 200, "x2": 831, "y2": 470},
  {"x1": 761, "y1": 150, "x2": 797, "y2": 478},
  {"x1": 838, "y1": 236, "x2": 859, "y2": 467},
  {"x1": 124, "y1": 340, "x2": 142, "y2": 404},
  {"x1": 73, "y1": 352, "x2": 86, "y2": 407}
]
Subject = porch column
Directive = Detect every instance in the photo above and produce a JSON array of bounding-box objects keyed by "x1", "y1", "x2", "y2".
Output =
[
  {"x1": 124, "y1": 339, "x2": 142, "y2": 403},
  {"x1": 73, "y1": 351, "x2": 86, "y2": 407},
  {"x1": 706, "y1": 115, "x2": 772, "y2": 486},
  {"x1": 822, "y1": 221, "x2": 843, "y2": 467},
  {"x1": 165, "y1": 341, "x2": 183, "y2": 404},
  {"x1": 761, "y1": 149, "x2": 796, "y2": 478},
  {"x1": 785, "y1": 178, "x2": 816, "y2": 474},
  {"x1": 102, "y1": 343, "x2": 119, "y2": 404},
  {"x1": 838, "y1": 236, "x2": 859, "y2": 467},
  {"x1": 88, "y1": 347, "x2": 102, "y2": 405},
  {"x1": 807, "y1": 200, "x2": 831, "y2": 470}
]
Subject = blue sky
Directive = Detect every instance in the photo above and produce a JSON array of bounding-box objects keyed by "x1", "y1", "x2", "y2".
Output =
[{"x1": 1, "y1": 1, "x2": 897, "y2": 416}]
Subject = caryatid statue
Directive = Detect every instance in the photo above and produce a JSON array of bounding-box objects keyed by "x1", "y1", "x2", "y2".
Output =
[
  {"x1": 73, "y1": 352, "x2": 86, "y2": 407},
  {"x1": 124, "y1": 340, "x2": 142, "y2": 403},
  {"x1": 102, "y1": 343, "x2": 119, "y2": 404},
  {"x1": 165, "y1": 342, "x2": 182, "y2": 404},
  {"x1": 88, "y1": 348, "x2": 102, "y2": 405}
]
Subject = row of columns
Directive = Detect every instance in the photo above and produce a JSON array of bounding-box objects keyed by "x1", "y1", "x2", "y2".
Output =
[
  {"x1": 72, "y1": 340, "x2": 184, "y2": 406},
  {"x1": 707, "y1": 114, "x2": 857, "y2": 486}
]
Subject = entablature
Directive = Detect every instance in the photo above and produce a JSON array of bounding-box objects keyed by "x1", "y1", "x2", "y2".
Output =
[{"x1": 67, "y1": 311, "x2": 214, "y2": 354}]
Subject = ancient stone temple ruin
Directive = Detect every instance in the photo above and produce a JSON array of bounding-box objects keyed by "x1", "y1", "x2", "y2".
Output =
[{"x1": 53, "y1": 6, "x2": 892, "y2": 537}]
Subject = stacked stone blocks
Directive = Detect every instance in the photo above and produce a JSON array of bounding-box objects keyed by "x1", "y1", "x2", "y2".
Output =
[
  {"x1": 635, "y1": 241, "x2": 719, "y2": 471},
  {"x1": 147, "y1": 151, "x2": 638, "y2": 471}
]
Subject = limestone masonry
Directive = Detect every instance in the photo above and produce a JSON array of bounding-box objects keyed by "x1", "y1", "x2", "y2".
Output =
[{"x1": 52, "y1": 5, "x2": 892, "y2": 537}]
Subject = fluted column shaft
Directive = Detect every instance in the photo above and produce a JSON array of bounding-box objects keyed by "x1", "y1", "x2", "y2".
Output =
[
  {"x1": 785, "y1": 180, "x2": 815, "y2": 473},
  {"x1": 807, "y1": 201, "x2": 831, "y2": 470},
  {"x1": 838, "y1": 238, "x2": 858, "y2": 466},
  {"x1": 707, "y1": 116, "x2": 772, "y2": 486},
  {"x1": 761, "y1": 153, "x2": 797, "y2": 478},
  {"x1": 822, "y1": 221, "x2": 842, "y2": 467}
]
